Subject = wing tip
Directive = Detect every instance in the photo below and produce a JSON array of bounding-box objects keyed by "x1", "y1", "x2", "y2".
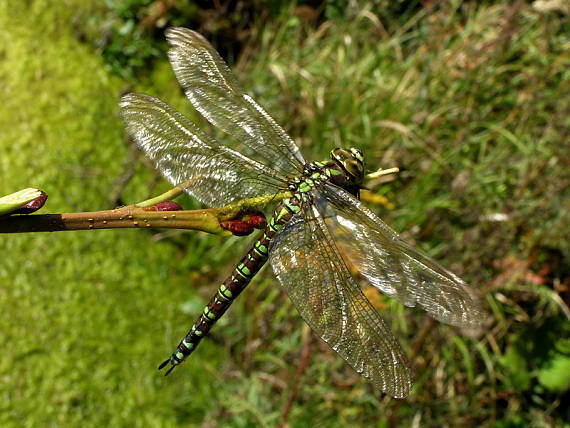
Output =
[
  {"x1": 119, "y1": 93, "x2": 166, "y2": 113},
  {"x1": 459, "y1": 306, "x2": 489, "y2": 330},
  {"x1": 118, "y1": 92, "x2": 138, "y2": 109},
  {"x1": 367, "y1": 372, "x2": 412, "y2": 399},
  {"x1": 165, "y1": 27, "x2": 207, "y2": 47}
]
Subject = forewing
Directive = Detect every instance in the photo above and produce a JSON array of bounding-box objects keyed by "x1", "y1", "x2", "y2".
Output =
[
  {"x1": 120, "y1": 93, "x2": 285, "y2": 207},
  {"x1": 269, "y1": 205, "x2": 412, "y2": 398},
  {"x1": 166, "y1": 27, "x2": 305, "y2": 177},
  {"x1": 321, "y1": 184, "x2": 485, "y2": 329}
]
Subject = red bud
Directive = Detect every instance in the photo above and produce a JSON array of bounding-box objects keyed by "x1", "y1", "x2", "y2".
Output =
[
  {"x1": 14, "y1": 191, "x2": 48, "y2": 214},
  {"x1": 245, "y1": 213, "x2": 267, "y2": 229},
  {"x1": 220, "y1": 220, "x2": 255, "y2": 236}
]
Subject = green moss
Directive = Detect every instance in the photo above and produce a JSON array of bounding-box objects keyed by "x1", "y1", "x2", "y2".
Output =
[{"x1": 0, "y1": 1, "x2": 224, "y2": 426}]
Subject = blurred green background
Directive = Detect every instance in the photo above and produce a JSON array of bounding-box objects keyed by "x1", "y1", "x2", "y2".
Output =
[{"x1": 1, "y1": 0, "x2": 569, "y2": 426}]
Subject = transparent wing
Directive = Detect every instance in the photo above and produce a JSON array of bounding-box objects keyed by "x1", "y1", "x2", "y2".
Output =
[
  {"x1": 166, "y1": 27, "x2": 305, "y2": 177},
  {"x1": 269, "y1": 204, "x2": 412, "y2": 398},
  {"x1": 120, "y1": 93, "x2": 286, "y2": 207},
  {"x1": 321, "y1": 184, "x2": 485, "y2": 329}
]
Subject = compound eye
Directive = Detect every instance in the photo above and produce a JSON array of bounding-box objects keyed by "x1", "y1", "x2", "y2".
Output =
[
  {"x1": 344, "y1": 159, "x2": 364, "y2": 183},
  {"x1": 349, "y1": 147, "x2": 364, "y2": 162}
]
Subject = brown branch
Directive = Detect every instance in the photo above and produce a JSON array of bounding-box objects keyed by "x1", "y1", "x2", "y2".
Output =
[
  {"x1": 0, "y1": 188, "x2": 290, "y2": 236},
  {"x1": 0, "y1": 205, "x2": 229, "y2": 235}
]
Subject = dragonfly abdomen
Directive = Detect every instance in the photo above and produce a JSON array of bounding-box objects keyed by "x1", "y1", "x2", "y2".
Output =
[{"x1": 159, "y1": 196, "x2": 302, "y2": 375}]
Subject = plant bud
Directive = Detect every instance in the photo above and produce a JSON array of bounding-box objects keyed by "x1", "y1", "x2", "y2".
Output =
[
  {"x1": 244, "y1": 213, "x2": 267, "y2": 229},
  {"x1": 220, "y1": 220, "x2": 254, "y2": 236},
  {"x1": 13, "y1": 191, "x2": 48, "y2": 214}
]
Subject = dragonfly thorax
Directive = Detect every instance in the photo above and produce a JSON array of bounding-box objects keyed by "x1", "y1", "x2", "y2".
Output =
[
  {"x1": 288, "y1": 162, "x2": 330, "y2": 194},
  {"x1": 287, "y1": 149, "x2": 365, "y2": 199}
]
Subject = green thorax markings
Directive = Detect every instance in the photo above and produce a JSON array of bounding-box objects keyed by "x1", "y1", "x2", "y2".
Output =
[{"x1": 290, "y1": 161, "x2": 338, "y2": 196}]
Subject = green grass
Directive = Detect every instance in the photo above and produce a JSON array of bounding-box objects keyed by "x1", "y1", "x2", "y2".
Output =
[{"x1": 1, "y1": 1, "x2": 569, "y2": 426}]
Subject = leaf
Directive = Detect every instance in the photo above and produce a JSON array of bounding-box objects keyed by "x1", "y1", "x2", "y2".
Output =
[
  {"x1": 500, "y1": 345, "x2": 532, "y2": 391},
  {"x1": 537, "y1": 352, "x2": 570, "y2": 393}
]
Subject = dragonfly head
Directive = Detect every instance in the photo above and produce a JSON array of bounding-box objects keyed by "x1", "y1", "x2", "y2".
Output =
[{"x1": 330, "y1": 147, "x2": 365, "y2": 187}]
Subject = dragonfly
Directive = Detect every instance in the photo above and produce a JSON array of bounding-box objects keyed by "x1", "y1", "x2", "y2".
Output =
[{"x1": 119, "y1": 27, "x2": 484, "y2": 398}]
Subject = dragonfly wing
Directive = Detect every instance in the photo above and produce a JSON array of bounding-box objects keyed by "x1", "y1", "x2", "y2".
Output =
[
  {"x1": 166, "y1": 27, "x2": 305, "y2": 177},
  {"x1": 320, "y1": 183, "x2": 485, "y2": 329},
  {"x1": 269, "y1": 205, "x2": 412, "y2": 398},
  {"x1": 120, "y1": 93, "x2": 285, "y2": 207}
]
